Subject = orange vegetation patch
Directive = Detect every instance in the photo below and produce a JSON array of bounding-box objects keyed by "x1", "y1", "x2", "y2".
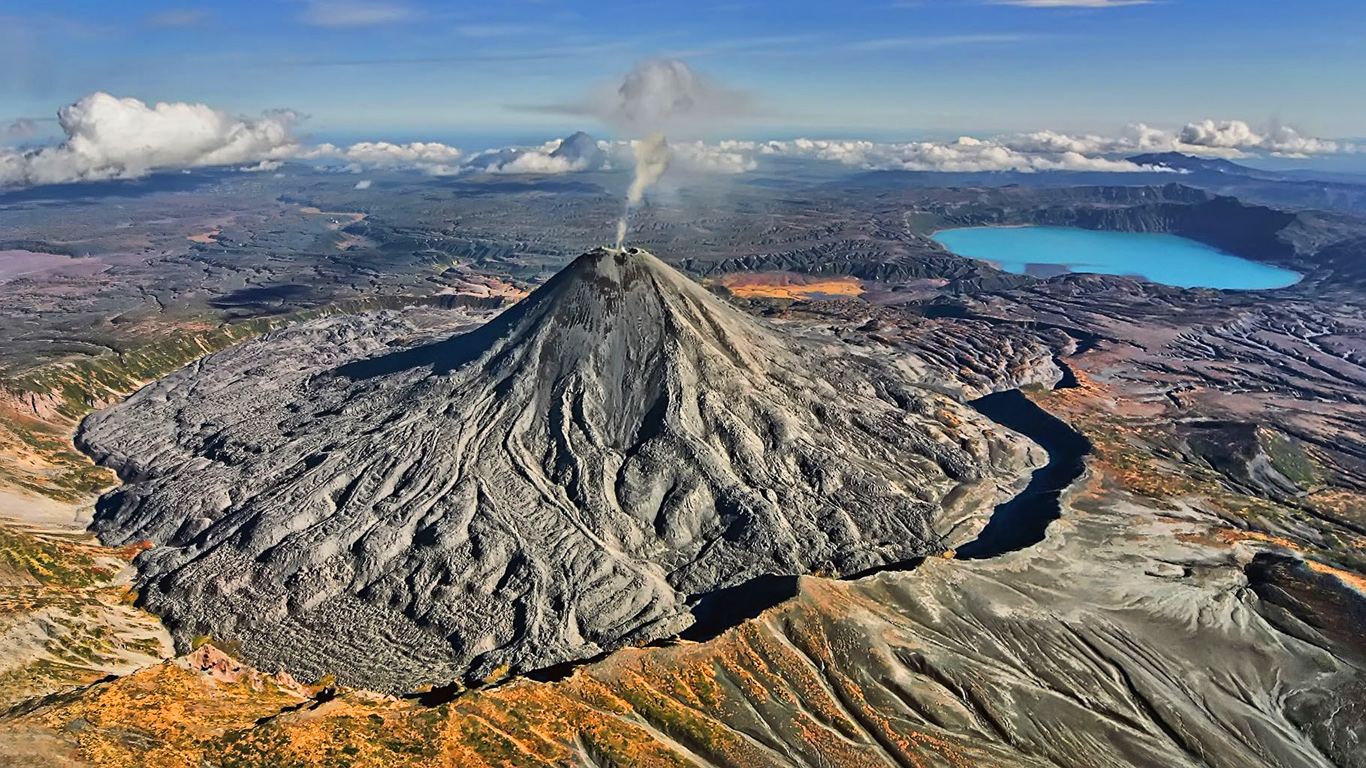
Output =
[
  {"x1": 8, "y1": 580, "x2": 1020, "y2": 767},
  {"x1": 714, "y1": 272, "x2": 864, "y2": 301},
  {"x1": 1305, "y1": 488, "x2": 1366, "y2": 527},
  {"x1": 186, "y1": 230, "x2": 220, "y2": 244},
  {"x1": 1306, "y1": 559, "x2": 1366, "y2": 595},
  {"x1": 1175, "y1": 527, "x2": 1366, "y2": 593},
  {"x1": 1176, "y1": 527, "x2": 1301, "y2": 551}
]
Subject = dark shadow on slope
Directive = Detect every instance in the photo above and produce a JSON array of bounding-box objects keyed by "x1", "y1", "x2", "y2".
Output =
[
  {"x1": 843, "y1": 556, "x2": 928, "y2": 580},
  {"x1": 332, "y1": 248, "x2": 614, "y2": 380},
  {"x1": 1246, "y1": 552, "x2": 1366, "y2": 664},
  {"x1": 524, "y1": 650, "x2": 614, "y2": 684},
  {"x1": 333, "y1": 248, "x2": 666, "y2": 380},
  {"x1": 679, "y1": 574, "x2": 801, "y2": 643},
  {"x1": 210, "y1": 284, "x2": 317, "y2": 309},
  {"x1": 0, "y1": 170, "x2": 227, "y2": 207},
  {"x1": 954, "y1": 390, "x2": 1091, "y2": 560},
  {"x1": 332, "y1": 276, "x2": 543, "y2": 380},
  {"x1": 403, "y1": 680, "x2": 466, "y2": 707},
  {"x1": 1055, "y1": 358, "x2": 1080, "y2": 389}
]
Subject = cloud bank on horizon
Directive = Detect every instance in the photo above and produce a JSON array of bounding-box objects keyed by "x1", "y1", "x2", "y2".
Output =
[
  {"x1": 0, "y1": 93, "x2": 301, "y2": 186},
  {"x1": 0, "y1": 88, "x2": 1357, "y2": 189}
]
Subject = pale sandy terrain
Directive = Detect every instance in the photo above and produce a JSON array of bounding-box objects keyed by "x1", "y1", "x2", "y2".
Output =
[
  {"x1": 0, "y1": 488, "x2": 90, "y2": 530},
  {"x1": 0, "y1": 251, "x2": 107, "y2": 283},
  {"x1": 299, "y1": 206, "x2": 368, "y2": 231}
]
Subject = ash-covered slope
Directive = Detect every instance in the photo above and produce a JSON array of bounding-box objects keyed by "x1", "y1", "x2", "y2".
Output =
[{"x1": 80, "y1": 248, "x2": 1028, "y2": 691}]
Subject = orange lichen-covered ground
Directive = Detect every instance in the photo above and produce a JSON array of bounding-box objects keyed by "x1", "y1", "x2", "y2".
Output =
[
  {"x1": 0, "y1": 521, "x2": 168, "y2": 713},
  {"x1": 711, "y1": 272, "x2": 865, "y2": 301},
  {"x1": 2, "y1": 581, "x2": 1016, "y2": 768}
]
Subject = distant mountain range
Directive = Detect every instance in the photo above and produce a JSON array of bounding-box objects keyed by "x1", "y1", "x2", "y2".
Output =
[{"x1": 1128, "y1": 152, "x2": 1262, "y2": 176}]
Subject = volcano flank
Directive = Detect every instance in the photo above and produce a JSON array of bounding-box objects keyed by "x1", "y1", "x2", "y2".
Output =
[{"x1": 79, "y1": 247, "x2": 1032, "y2": 691}]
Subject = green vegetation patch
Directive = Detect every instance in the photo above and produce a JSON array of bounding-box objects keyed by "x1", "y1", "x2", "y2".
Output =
[
  {"x1": 1261, "y1": 429, "x2": 1319, "y2": 488},
  {"x1": 0, "y1": 524, "x2": 110, "y2": 589}
]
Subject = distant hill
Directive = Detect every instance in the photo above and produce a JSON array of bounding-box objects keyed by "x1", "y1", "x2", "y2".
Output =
[{"x1": 1128, "y1": 152, "x2": 1261, "y2": 176}]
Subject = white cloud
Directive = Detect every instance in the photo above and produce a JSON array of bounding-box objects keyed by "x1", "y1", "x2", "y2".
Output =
[
  {"x1": 1002, "y1": 120, "x2": 1354, "y2": 159},
  {"x1": 329, "y1": 141, "x2": 462, "y2": 166},
  {"x1": 0, "y1": 89, "x2": 1353, "y2": 191},
  {"x1": 1177, "y1": 119, "x2": 1346, "y2": 157},
  {"x1": 300, "y1": 0, "x2": 410, "y2": 28},
  {"x1": 484, "y1": 150, "x2": 584, "y2": 174},
  {"x1": 472, "y1": 144, "x2": 586, "y2": 174},
  {"x1": 669, "y1": 141, "x2": 758, "y2": 174},
  {"x1": 762, "y1": 136, "x2": 1155, "y2": 173},
  {"x1": 0, "y1": 93, "x2": 300, "y2": 186},
  {"x1": 354, "y1": 179, "x2": 372, "y2": 189},
  {"x1": 464, "y1": 132, "x2": 607, "y2": 175}
]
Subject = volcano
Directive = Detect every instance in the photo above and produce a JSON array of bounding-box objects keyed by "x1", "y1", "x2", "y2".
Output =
[{"x1": 80, "y1": 247, "x2": 1029, "y2": 691}]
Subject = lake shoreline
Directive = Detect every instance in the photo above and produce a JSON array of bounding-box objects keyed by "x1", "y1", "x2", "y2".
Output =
[{"x1": 931, "y1": 225, "x2": 1303, "y2": 290}]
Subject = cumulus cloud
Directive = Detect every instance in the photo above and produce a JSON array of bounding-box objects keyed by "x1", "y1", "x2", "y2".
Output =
[
  {"x1": 1003, "y1": 120, "x2": 1353, "y2": 159},
  {"x1": 1176, "y1": 119, "x2": 1346, "y2": 157},
  {"x1": 1, "y1": 87, "x2": 1353, "y2": 192},
  {"x1": 354, "y1": 179, "x2": 372, "y2": 189},
  {"x1": 668, "y1": 141, "x2": 758, "y2": 174},
  {"x1": 318, "y1": 140, "x2": 462, "y2": 166},
  {"x1": 314, "y1": 117, "x2": 1350, "y2": 182},
  {"x1": 0, "y1": 93, "x2": 300, "y2": 186},
  {"x1": 307, "y1": 132, "x2": 607, "y2": 177},
  {"x1": 757, "y1": 137, "x2": 1154, "y2": 173},
  {"x1": 461, "y1": 132, "x2": 607, "y2": 175}
]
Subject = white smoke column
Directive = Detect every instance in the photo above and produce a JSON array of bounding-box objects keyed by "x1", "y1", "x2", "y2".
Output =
[
  {"x1": 603, "y1": 60, "x2": 751, "y2": 248},
  {"x1": 616, "y1": 131, "x2": 671, "y2": 248}
]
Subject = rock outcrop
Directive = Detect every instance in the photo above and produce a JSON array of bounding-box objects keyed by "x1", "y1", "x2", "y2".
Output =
[{"x1": 80, "y1": 248, "x2": 1030, "y2": 691}]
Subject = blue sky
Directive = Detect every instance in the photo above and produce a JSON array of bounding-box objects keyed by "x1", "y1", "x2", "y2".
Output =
[{"x1": 3, "y1": 0, "x2": 1364, "y2": 143}]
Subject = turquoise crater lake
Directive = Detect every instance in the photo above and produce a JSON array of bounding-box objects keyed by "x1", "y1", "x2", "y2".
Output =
[{"x1": 931, "y1": 226, "x2": 1302, "y2": 290}]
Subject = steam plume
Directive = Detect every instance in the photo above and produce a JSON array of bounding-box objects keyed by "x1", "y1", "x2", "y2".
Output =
[
  {"x1": 604, "y1": 60, "x2": 745, "y2": 248},
  {"x1": 617, "y1": 131, "x2": 672, "y2": 248},
  {"x1": 627, "y1": 132, "x2": 671, "y2": 204}
]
